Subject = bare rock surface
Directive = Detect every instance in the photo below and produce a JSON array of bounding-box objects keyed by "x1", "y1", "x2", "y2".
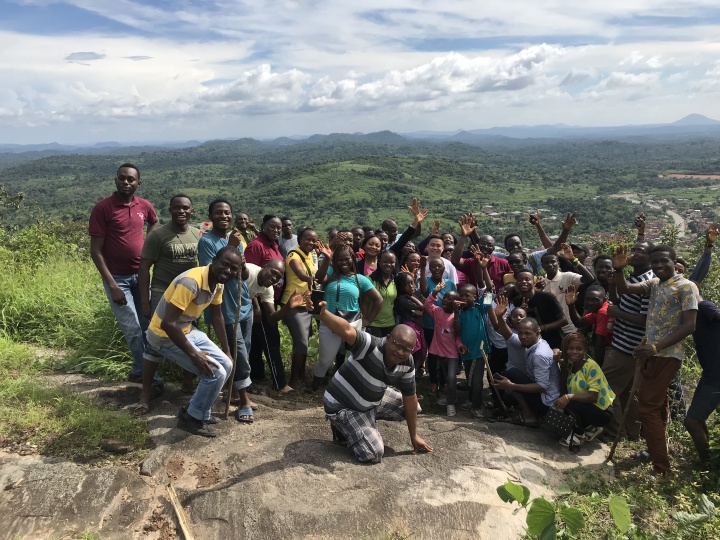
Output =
[{"x1": 0, "y1": 376, "x2": 610, "y2": 539}]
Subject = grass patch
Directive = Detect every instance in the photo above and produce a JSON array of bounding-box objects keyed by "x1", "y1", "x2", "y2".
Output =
[{"x1": 0, "y1": 334, "x2": 149, "y2": 461}]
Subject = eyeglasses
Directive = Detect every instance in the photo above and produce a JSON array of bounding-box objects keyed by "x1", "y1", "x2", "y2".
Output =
[{"x1": 390, "y1": 336, "x2": 414, "y2": 355}]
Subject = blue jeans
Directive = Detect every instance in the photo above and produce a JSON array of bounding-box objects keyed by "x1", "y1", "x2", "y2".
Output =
[
  {"x1": 147, "y1": 329, "x2": 232, "y2": 421},
  {"x1": 103, "y1": 274, "x2": 160, "y2": 383},
  {"x1": 226, "y1": 313, "x2": 253, "y2": 391}
]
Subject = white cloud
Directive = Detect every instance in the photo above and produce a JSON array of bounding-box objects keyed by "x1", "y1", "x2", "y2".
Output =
[{"x1": 1, "y1": 0, "x2": 720, "y2": 141}]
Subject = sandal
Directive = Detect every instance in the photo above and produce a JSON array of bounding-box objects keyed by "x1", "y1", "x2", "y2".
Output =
[
  {"x1": 503, "y1": 411, "x2": 539, "y2": 428},
  {"x1": 236, "y1": 406, "x2": 254, "y2": 424},
  {"x1": 132, "y1": 403, "x2": 150, "y2": 417},
  {"x1": 223, "y1": 396, "x2": 259, "y2": 410}
]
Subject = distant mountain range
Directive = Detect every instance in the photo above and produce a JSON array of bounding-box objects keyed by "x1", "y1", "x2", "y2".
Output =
[{"x1": 2, "y1": 114, "x2": 719, "y2": 155}]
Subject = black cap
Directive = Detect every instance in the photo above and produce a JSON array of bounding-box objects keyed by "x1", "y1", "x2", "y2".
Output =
[{"x1": 570, "y1": 243, "x2": 590, "y2": 255}]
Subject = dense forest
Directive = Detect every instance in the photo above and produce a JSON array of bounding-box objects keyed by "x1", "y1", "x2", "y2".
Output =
[{"x1": 1, "y1": 134, "x2": 719, "y2": 240}]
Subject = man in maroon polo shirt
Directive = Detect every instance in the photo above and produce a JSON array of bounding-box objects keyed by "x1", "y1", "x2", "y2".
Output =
[
  {"x1": 451, "y1": 217, "x2": 510, "y2": 292},
  {"x1": 89, "y1": 163, "x2": 162, "y2": 387}
]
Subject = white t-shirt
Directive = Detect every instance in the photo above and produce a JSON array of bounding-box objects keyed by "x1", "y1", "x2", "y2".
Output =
[
  {"x1": 424, "y1": 258, "x2": 459, "y2": 285},
  {"x1": 245, "y1": 263, "x2": 274, "y2": 305},
  {"x1": 543, "y1": 271, "x2": 583, "y2": 334}
]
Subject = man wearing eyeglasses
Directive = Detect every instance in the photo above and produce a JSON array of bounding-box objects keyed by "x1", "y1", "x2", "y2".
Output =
[{"x1": 313, "y1": 300, "x2": 434, "y2": 463}]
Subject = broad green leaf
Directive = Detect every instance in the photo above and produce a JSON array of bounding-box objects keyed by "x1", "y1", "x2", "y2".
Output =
[
  {"x1": 526, "y1": 497, "x2": 556, "y2": 536},
  {"x1": 538, "y1": 522, "x2": 557, "y2": 540},
  {"x1": 496, "y1": 485, "x2": 514, "y2": 504},
  {"x1": 698, "y1": 494, "x2": 716, "y2": 517},
  {"x1": 558, "y1": 505, "x2": 584, "y2": 534},
  {"x1": 609, "y1": 495, "x2": 632, "y2": 532},
  {"x1": 671, "y1": 512, "x2": 710, "y2": 535},
  {"x1": 497, "y1": 481, "x2": 530, "y2": 506}
]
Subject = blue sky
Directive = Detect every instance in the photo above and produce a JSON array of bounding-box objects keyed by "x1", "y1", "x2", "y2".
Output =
[{"x1": 1, "y1": 0, "x2": 719, "y2": 143}]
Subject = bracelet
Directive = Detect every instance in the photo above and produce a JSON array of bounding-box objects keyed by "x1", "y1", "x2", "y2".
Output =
[
  {"x1": 566, "y1": 394, "x2": 571, "y2": 402},
  {"x1": 614, "y1": 268, "x2": 624, "y2": 273},
  {"x1": 650, "y1": 343, "x2": 657, "y2": 354},
  {"x1": 572, "y1": 258, "x2": 579, "y2": 265}
]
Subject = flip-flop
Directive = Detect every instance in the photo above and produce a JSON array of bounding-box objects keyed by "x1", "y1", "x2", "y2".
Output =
[
  {"x1": 502, "y1": 412, "x2": 539, "y2": 428},
  {"x1": 223, "y1": 395, "x2": 259, "y2": 410},
  {"x1": 236, "y1": 406, "x2": 254, "y2": 424},
  {"x1": 132, "y1": 403, "x2": 150, "y2": 417}
]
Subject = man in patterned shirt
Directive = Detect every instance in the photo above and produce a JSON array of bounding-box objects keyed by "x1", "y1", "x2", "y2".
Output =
[
  {"x1": 314, "y1": 299, "x2": 433, "y2": 463},
  {"x1": 613, "y1": 244, "x2": 699, "y2": 476}
]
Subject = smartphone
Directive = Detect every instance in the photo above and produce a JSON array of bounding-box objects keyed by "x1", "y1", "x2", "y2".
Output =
[
  {"x1": 493, "y1": 372, "x2": 503, "y2": 381},
  {"x1": 310, "y1": 290, "x2": 324, "y2": 315}
]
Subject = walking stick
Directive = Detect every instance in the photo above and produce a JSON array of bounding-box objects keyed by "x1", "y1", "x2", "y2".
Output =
[
  {"x1": 223, "y1": 276, "x2": 244, "y2": 420},
  {"x1": 605, "y1": 336, "x2": 647, "y2": 463},
  {"x1": 480, "y1": 341, "x2": 509, "y2": 416}
]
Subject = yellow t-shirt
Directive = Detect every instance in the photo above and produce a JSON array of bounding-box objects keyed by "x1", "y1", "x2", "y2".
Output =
[
  {"x1": 148, "y1": 265, "x2": 223, "y2": 342},
  {"x1": 282, "y1": 248, "x2": 315, "y2": 304}
]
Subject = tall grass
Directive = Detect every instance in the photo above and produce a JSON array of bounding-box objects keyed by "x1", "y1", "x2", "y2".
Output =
[{"x1": 0, "y1": 333, "x2": 149, "y2": 460}]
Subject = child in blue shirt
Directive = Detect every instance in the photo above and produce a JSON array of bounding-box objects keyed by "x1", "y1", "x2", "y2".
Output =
[{"x1": 454, "y1": 284, "x2": 491, "y2": 418}]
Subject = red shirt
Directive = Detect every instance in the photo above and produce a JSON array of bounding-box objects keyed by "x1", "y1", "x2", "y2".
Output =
[
  {"x1": 459, "y1": 255, "x2": 510, "y2": 292},
  {"x1": 88, "y1": 193, "x2": 157, "y2": 275},
  {"x1": 244, "y1": 234, "x2": 283, "y2": 299},
  {"x1": 244, "y1": 233, "x2": 283, "y2": 266},
  {"x1": 582, "y1": 301, "x2": 614, "y2": 344}
]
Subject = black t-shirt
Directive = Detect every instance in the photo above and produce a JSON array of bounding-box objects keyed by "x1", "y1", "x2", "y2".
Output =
[
  {"x1": 526, "y1": 292, "x2": 565, "y2": 349},
  {"x1": 395, "y1": 294, "x2": 423, "y2": 326},
  {"x1": 694, "y1": 300, "x2": 720, "y2": 384}
]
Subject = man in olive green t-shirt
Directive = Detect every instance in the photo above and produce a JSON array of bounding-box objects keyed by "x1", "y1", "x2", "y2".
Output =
[
  {"x1": 136, "y1": 194, "x2": 200, "y2": 412},
  {"x1": 139, "y1": 194, "x2": 201, "y2": 318}
]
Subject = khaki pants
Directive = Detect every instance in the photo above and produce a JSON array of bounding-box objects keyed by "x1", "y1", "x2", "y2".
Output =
[{"x1": 602, "y1": 348, "x2": 641, "y2": 439}]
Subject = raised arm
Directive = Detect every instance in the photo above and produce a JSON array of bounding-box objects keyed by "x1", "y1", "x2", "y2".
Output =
[
  {"x1": 492, "y1": 294, "x2": 513, "y2": 340},
  {"x1": 529, "y1": 210, "x2": 553, "y2": 249},
  {"x1": 612, "y1": 245, "x2": 648, "y2": 295},
  {"x1": 565, "y1": 284, "x2": 589, "y2": 329},
  {"x1": 547, "y1": 211, "x2": 577, "y2": 254},
  {"x1": 390, "y1": 198, "x2": 429, "y2": 255},
  {"x1": 689, "y1": 225, "x2": 717, "y2": 284},
  {"x1": 557, "y1": 243, "x2": 595, "y2": 284},
  {"x1": 314, "y1": 241, "x2": 333, "y2": 284},
  {"x1": 316, "y1": 301, "x2": 358, "y2": 346}
]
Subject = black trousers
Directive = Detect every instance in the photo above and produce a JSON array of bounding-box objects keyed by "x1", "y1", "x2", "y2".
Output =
[{"x1": 249, "y1": 315, "x2": 286, "y2": 390}]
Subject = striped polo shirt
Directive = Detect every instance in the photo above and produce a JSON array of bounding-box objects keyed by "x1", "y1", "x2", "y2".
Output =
[
  {"x1": 147, "y1": 265, "x2": 223, "y2": 347},
  {"x1": 611, "y1": 269, "x2": 653, "y2": 354},
  {"x1": 323, "y1": 330, "x2": 416, "y2": 413}
]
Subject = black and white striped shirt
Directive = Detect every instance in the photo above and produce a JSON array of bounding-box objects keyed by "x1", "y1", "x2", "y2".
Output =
[
  {"x1": 323, "y1": 331, "x2": 416, "y2": 413},
  {"x1": 611, "y1": 269, "x2": 654, "y2": 354}
]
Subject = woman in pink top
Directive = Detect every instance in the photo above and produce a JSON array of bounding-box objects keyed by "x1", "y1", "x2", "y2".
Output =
[{"x1": 424, "y1": 281, "x2": 463, "y2": 417}]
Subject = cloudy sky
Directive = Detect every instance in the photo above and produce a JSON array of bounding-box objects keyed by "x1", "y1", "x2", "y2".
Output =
[{"x1": 1, "y1": 0, "x2": 719, "y2": 143}]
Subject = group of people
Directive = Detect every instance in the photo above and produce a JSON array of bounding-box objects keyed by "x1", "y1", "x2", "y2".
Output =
[{"x1": 89, "y1": 163, "x2": 720, "y2": 475}]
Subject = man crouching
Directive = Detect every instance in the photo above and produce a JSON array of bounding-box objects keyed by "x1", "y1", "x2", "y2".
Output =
[
  {"x1": 313, "y1": 300, "x2": 433, "y2": 463},
  {"x1": 145, "y1": 246, "x2": 242, "y2": 437}
]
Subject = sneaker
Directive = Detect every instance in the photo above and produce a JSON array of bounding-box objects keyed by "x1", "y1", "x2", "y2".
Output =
[
  {"x1": 330, "y1": 424, "x2": 347, "y2": 447},
  {"x1": 456, "y1": 381, "x2": 469, "y2": 391},
  {"x1": 459, "y1": 402, "x2": 472, "y2": 411},
  {"x1": 584, "y1": 426, "x2": 603, "y2": 442},
  {"x1": 429, "y1": 384, "x2": 439, "y2": 397},
  {"x1": 559, "y1": 431, "x2": 586, "y2": 447},
  {"x1": 471, "y1": 408, "x2": 483, "y2": 419},
  {"x1": 447, "y1": 404, "x2": 456, "y2": 417},
  {"x1": 127, "y1": 372, "x2": 143, "y2": 384},
  {"x1": 177, "y1": 407, "x2": 218, "y2": 438},
  {"x1": 437, "y1": 398, "x2": 447, "y2": 406},
  {"x1": 205, "y1": 416, "x2": 220, "y2": 425}
]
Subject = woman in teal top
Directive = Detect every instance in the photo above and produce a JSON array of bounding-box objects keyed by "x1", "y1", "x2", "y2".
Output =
[
  {"x1": 367, "y1": 251, "x2": 398, "y2": 338},
  {"x1": 554, "y1": 332, "x2": 615, "y2": 446}
]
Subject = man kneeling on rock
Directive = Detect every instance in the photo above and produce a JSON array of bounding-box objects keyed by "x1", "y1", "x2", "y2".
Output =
[{"x1": 312, "y1": 300, "x2": 434, "y2": 463}]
